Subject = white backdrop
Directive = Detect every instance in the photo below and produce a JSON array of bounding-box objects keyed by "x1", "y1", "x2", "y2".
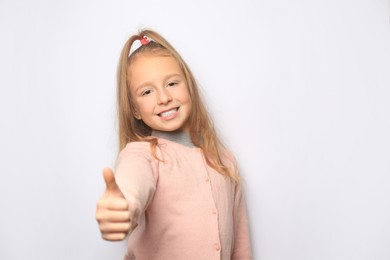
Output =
[{"x1": 1, "y1": 0, "x2": 390, "y2": 259}]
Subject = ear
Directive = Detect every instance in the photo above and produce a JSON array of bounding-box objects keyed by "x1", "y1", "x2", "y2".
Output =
[
  {"x1": 132, "y1": 108, "x2": 142, "y2": 120},
  {"x1": 133, "y1": 112, "x2": 141, "y2": 120}
]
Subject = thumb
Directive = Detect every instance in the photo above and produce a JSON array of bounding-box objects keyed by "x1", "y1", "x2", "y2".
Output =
[{"x1": 102, "y1": 167, "x2": 121, "y2": 195}]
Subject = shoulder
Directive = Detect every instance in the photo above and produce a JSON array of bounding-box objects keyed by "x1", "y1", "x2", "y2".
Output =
[
  {"x1": 122, "y1": 141, "x2": 151, "y2": 153},
  {"x1": 117, "y1": 141, "x2": 154, "y2": 162},
  {"x1": 219, "y1": 146, "x2": 244, "y2": 187},
  {"x1": 219, "y1": 147, "x2": 238, "y2": 169}
]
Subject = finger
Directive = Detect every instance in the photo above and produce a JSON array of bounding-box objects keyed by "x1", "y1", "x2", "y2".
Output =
[
  {"x1": 101, "y1": 232, "x2": 128, "y2": 241},
  {"x1": 96, "y1": 210, "x2": 131, "y2": 223},
  {"x1": 97, "y1": 197, "x2": 128, "y2": 211},
  {"x1": 100, "y1": 222, "x2": 132, "y2": 234},
  {"x1": 103, "y1": 167, "x2": 121, "y2": 194}
]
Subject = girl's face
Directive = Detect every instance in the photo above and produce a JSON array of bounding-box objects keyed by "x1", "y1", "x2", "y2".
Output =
[{"x1": 128, "y1": 54, "x2": 192, "y2": 133}]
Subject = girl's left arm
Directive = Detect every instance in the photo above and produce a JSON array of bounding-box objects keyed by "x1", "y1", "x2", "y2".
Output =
[{"x1": 232, "y1": 185, "x2": 253, "y2": 259}]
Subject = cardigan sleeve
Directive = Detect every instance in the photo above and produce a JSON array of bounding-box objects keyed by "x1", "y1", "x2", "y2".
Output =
[
  {"x1": 232, "y1": 185, "x2": 252, "y2": 259},
  {"x1": 114, "y1": 142, "x2": 159, "y2": 231},
  {"x1": 223, "y1": 150, "x2": 252, "y2": 259}
]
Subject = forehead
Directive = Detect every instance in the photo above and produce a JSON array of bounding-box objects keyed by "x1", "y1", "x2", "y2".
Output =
[{"x1": 128, "y1": 54, "x2": 183, "y2": 86}]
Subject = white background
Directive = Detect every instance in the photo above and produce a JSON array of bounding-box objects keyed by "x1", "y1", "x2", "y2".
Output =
[{"x1": 1, "y1": 0, "x2": 390, "y2": 259}]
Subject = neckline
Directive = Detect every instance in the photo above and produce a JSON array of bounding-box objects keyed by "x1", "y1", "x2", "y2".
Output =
[{"x1": 151, "y1": 130, "x2": 195, "y2": 148}]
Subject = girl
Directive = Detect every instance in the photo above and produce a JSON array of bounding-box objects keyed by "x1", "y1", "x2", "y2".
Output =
[{"x1": 96, "y1": 29, "x2": 252, "y2": 260}]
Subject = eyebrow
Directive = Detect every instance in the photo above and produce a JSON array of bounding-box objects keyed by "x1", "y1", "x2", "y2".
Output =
[
  {"x1": 134, "y1": 73, "x2": 183, "y2": 92},
  {"x1": 163, "y1": 73, "x2": 183, "y2": 81}
]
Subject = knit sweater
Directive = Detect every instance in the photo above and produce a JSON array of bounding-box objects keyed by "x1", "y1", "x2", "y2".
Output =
[{"x1": 115, "y1": 131, "x2": 252, "y2": 259}]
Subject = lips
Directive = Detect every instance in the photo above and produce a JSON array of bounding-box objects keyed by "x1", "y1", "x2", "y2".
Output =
[{"x1": 158, "y1": 107, "x2": 179, "y2": 118}]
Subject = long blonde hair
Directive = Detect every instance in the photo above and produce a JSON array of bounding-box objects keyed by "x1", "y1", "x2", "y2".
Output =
[{"x1": 117, "y1": 29, "x2": 239, "y2": 183}]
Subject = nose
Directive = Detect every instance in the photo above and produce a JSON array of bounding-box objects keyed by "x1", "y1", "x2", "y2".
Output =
[{"x1": 157, "y1": 88, "x2": 172, "y2": 105}]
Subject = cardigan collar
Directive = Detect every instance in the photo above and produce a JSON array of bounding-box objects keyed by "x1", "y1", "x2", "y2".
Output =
[{"x1": 151, "y1": 130, "x2": 195, "y2": 148}]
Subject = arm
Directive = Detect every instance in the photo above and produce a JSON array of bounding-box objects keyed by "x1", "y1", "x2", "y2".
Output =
[
  {"x1": 114, "y1": 142, "x2": 158, "y2": 232},
  {"x1": 232, "y1": 185, "x2": 253, "y2": 259},
  {"x1": 219, "y1": 148, "x2": 253, "y2": 258},
  {"x1": 96, "y1": 142, "x2": 158, "y2": 241}
]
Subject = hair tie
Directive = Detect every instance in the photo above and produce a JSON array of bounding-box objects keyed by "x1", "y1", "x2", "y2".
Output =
[{"x1": 140, "y1": 36, "x2": 150, "y2": 45}]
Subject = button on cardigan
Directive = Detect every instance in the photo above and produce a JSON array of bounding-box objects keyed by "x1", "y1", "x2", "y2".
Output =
[{"x1": 115, "y1": 136, "x2": 252, "y2": 260}]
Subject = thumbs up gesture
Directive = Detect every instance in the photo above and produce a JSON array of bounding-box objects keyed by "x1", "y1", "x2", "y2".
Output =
[{"x1": 96, "y1": 168, "x2": 131, "y2": 241}]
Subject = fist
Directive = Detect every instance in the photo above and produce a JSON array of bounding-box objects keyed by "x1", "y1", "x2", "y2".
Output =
[{"x1": 96, "y1": 168, "x2": 131, "y2": 241}]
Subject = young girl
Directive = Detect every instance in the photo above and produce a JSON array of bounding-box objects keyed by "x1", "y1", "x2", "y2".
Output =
[{"x1": 96, "y1": 29, "x2": 252, "y2": 260}]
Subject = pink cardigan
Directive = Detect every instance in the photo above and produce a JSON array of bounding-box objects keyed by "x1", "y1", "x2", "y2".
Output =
[{"x1": 115, "y1": 137, "x2": 252, "y2": 260}]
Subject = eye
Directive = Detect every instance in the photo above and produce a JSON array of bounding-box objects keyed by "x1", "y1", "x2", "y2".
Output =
[
  {"x1": 142, "y1": 89, "x2": 152, "y2": 96},
  {"x1": 167, "y1": 81, "x2": 177, "y2": 87}
]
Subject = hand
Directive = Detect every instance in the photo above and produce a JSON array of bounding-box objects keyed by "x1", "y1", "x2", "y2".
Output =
[{"x1": 96, "y1": 168, "x2": 131, "y2": 241}]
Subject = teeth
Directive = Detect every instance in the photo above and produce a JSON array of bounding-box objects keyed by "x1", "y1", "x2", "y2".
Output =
[{"x1": 160, "y1": 108, "x2": 177, "y2": 117}]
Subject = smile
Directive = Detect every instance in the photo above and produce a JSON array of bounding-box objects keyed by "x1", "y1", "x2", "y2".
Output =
[{"x1": 158, "y1": 107, "x2": 179, "y2": 118}]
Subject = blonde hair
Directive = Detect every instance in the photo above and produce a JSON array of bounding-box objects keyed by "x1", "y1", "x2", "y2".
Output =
[{"x1": 117, "y1": 29, "x2": 239, "y2": 183}]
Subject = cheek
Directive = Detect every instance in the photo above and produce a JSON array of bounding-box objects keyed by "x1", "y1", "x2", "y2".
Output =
[
  {"x1": 182, "y1": 88, "x2": 192, "y2": 105},
  {"x1": 187, "y1": 96, "x2": 193, "y2": 107},
  {"x1": 132, "y1": 100, "x2": 147, "y2": 116},
  {"x1": 131, "y1": 99, "x2": 140, "y2": 112},
  {"x1": 184, "y1": 95, "x2": 193, "y2": 114}
]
